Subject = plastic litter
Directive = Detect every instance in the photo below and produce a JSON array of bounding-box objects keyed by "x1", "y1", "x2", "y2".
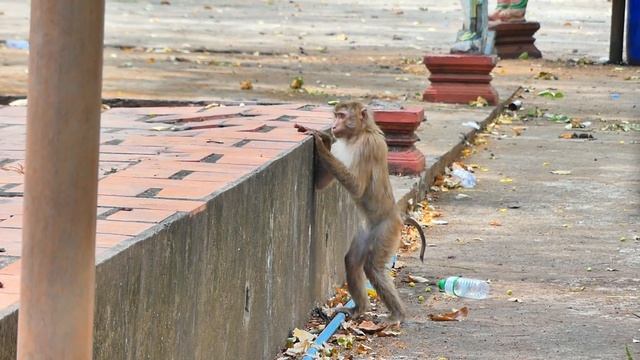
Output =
[
  {"x1": 507, "y1": 100, "x2": 522, "y2": 111},
  {"x1": 462, "y1": 121, "x2": 481, "y2": 130},
  {"x1": 438, "y1": 276, "x2": 490, "y2": 299},
  {"x1": 451, "y1": 165, "x2": 477, "y2": 188},
  {"x1": 5, "y1": 39, "x2": 29, "y2": 50}
]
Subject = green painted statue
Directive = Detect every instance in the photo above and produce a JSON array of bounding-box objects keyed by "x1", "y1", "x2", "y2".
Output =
[{"x1": 489, "y1": 0, "x2": 528, "y2": 23}]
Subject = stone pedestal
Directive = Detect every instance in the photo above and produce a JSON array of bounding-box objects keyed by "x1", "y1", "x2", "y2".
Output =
[
  {"x1": 489, "y1": 21, "x2": 542, "y2": 59},
  {"x1": 423, "y1": 54, "x2": 499, "y2": 105},
  {"x1": 373, "y1": 106, "x2": 425, "y2": 175}
]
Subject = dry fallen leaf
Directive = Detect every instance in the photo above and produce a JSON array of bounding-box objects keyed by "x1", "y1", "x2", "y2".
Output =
[
  {"x1": 356, "y1": 343, "x2": 372, "y2": 354},
  {"x1": 335, "y1": 334, "x2": 354, "y2": 349},
  {"x1": 429, "y1": 307, "x2": 469, "y2": 321},
  {"x1": 512, "y1": 126, "x2": 527, "y2": 136},
  {"x1": 377, "y1": 328, "x2": 401, "y2": 337},
  {"x1": 327, "y1": 286, "x2": 350, "y2": 307},
  {"x1": 500, "y1": 177, "x2": 513, "y2": 183},
  {"x1": 489, "y1": 220, "x2": 502, "y2": 226},
  {"x1": 367, "y1": 288, "x2": 378, "y2": 300},
  {"x1": 469, "y1": 96, "x2": 488, "y2": 107},
  {"x1": 290, "y1": 76, "x2": 304, "y2": 90},
  {"x1": 559, "y1": 132, "x2": 574, "y2": 139},
  {"x1": 240, "y1": 80, "x2": 253, "y2": 90},
  {"x1": 357, "y1": 320, "x2": 386, "y2": 334},
  {"x1": 284, "y1": 328, "x2": 316, "y2": 356},
  {"x1": 293, "y1": 328, "x2": 315, "y2": 342},
  {"x1": 496, "y1": 114, "x2": 514, "y2": 125},
  {"x1": 534, "y1": 71, "x2": 559, "y2": 80},
  {"x1": 408, "y1": 275, "x2": 429, "y2": 283},
  {"x1": 550, "y1": 170, "x2": 572, "y2": 175}
]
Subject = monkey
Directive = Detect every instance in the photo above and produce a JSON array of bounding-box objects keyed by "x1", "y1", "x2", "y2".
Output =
[{"x1": 295, "y1": 101, "x2": 426, "y2": 324}]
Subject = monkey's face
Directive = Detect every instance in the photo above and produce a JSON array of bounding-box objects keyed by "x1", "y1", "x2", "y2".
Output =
[{"x1": 332, "y1": 109, "x2": 358, "y2": 139}]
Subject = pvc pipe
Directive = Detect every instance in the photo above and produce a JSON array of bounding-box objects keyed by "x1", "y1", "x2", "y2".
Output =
[
  {"x1": 302, "y1": 300, "x2": 355, "y2": 360},
  {"x1": 302, "y1": 254, "x2": 398, "y2": 359}
]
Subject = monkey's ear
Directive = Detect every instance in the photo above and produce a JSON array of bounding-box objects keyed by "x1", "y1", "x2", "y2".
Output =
[{"x1": 360, "y1": 107, "x2": 368, "y2": 120}]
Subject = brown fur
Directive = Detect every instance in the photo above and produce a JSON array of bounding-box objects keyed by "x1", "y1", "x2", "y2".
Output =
[{"x1": 302, "y1": 101, "x2": 408, "y2": 323}]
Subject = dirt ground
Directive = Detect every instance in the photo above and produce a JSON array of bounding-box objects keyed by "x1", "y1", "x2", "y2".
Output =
[
  {"x1": 359, "y1": 65, "x2": 640, "y2": 359},
  {"x1": 0, "y1": 0, "x2": 616, "y2": 103}
]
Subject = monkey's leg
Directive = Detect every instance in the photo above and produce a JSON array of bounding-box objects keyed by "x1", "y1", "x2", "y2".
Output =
[
  {"x1": 337, "y1": 229, "x2": 370, "y2": 319},
  {"x1": 364, "y1": 219, "x2": 406, "y2": 324}
]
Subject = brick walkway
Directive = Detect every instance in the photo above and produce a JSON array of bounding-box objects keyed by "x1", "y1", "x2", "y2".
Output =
[{"x1": 0, "y1": 103, "x2": 333, "y2": 310}]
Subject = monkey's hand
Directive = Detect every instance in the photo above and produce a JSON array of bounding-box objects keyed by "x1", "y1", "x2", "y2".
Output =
[
  {"x1": 294, "y1": 123, "x2": 310, "y2": 133},
  {"x1": 295, "y1": 123, "x2": 333, "y2": 149},
  {"x1": 313, "y1": 131, "x2": 332, "y2": 156}
]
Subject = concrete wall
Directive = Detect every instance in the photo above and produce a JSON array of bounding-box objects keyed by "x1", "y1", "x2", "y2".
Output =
[{"x1": 0, "y1": 139, "x2": 361, "y2": 359}]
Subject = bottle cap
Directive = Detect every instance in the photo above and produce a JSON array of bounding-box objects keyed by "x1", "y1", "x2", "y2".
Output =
[{"x1": 437, "y1": 279, "x2": 446, "y2": 291}]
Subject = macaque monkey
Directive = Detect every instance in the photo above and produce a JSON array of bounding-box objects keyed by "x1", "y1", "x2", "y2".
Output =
[{"x1": 295, "y1": 102, "x2": 426, "y2": 324}]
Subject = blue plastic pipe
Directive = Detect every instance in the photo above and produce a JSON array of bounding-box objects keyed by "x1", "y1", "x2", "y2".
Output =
[
  {"x1": 302, "y1": 300, "x2": 355, "y2": 360},
  {"x1": 302, "y1": 255, "x2": 397, "y2": 359}
]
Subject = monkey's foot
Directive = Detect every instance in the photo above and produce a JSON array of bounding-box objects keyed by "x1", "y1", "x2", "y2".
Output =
[{"x1": 379, "y1": 312, "x2": 405, "y2": 326}]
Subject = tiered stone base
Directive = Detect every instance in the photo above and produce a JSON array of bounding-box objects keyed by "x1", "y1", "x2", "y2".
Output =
[
  {"x1": 423, "y1": 54, "x2": 499, "y2": 105},
  {"x1": 489, "y1": 21, "x2": 542, "y2": 59},
  {"x1": 373, "y1": 106, "x2": 425, "y2": 175}
]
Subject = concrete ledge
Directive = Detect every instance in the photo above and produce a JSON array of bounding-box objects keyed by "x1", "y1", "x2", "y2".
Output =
[{"x1": 91, "y1": 140, "x2": 359, "y2": 359}]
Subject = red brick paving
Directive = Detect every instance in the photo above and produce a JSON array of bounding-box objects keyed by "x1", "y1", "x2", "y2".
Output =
[{"x1": 0, "y1": 103, "x2": 333, "y2": 311}]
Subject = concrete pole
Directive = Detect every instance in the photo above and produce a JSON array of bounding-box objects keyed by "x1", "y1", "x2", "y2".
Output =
[
  {"x1": 17, "y1": 0, "x2": 105, "y2": 358},
  {"x1": 609, "y1": 0, "x2": 626, "y2": 64}
]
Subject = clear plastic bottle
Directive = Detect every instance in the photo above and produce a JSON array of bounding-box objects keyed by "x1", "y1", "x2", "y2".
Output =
[{"x1": 437, "y1": 276, "x2": 490, "y2": 299}]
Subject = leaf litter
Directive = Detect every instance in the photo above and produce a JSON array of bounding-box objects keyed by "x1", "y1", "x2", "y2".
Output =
[
  {"x1": 276, "y1": 201, "x2": 439, "y2": 359},
  {"x1": 468, "y1": 96, "x2": 489, "y2": 107},
  {"x1": 534, "y1": 71, "x2": 559, "y2": 80},
  {"x1": 537, "y1": 89, "x2": 564, "y2": 99},
  {"x1": 429, "y1": 307, "x2": 469, "y2": 321}
]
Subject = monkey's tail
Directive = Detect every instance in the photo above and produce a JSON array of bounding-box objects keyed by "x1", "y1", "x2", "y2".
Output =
[{"x1": 404, "y1": 216, "x2": 427, "y2": 262}]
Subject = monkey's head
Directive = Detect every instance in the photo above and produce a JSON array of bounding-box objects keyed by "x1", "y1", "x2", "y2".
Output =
[{"x1": 332, "y1": 101, "x2": 379, "y2": 139}]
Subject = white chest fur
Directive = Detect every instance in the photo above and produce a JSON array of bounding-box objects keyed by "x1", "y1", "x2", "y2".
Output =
[{"x1": 331, "y1": 139, "x2": 355, "y2": 168}]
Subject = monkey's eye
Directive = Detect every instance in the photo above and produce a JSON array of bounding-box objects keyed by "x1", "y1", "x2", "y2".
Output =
[{"x1": 334, "y1": 111, "x2": 348, "y2": 120}]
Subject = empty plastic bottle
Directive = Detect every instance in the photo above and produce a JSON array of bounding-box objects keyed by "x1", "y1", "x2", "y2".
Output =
[
  {"x1": 437, "y1": 276, "x2": 490, "y2": 299},
  {"x1": 451, "y1": 164, "x2": 477, "y2": 188}
]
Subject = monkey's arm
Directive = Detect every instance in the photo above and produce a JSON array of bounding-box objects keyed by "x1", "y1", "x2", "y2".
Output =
[
  {"x1": 295, "y1": 124, "x2": 336, "y2": 189},
  {"x1": 313, "y1": 134, "x2": 367, "y2": 199},
  {"x1": 314, "y1": 157, "x2": 335, "y2": 190}
]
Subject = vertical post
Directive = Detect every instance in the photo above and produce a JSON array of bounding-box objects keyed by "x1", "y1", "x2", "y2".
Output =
[
  {"x1": 609, "y1": 0, "x2": 626, "y2": 64},
  {"x1": 17, "y1": 0, "x2": 105, "y2": 358}
]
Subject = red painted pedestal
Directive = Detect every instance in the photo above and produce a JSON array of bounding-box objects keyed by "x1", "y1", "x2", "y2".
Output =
[
  {"x1": 422, "y1": 54, "x2": 499, "y2": 105},
  {"x1": 489, "y1": 21, "x2": 542, "y2": 59},
  {"x1": 373, "y1": 106, "x2": 425, "y2": 175}
]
